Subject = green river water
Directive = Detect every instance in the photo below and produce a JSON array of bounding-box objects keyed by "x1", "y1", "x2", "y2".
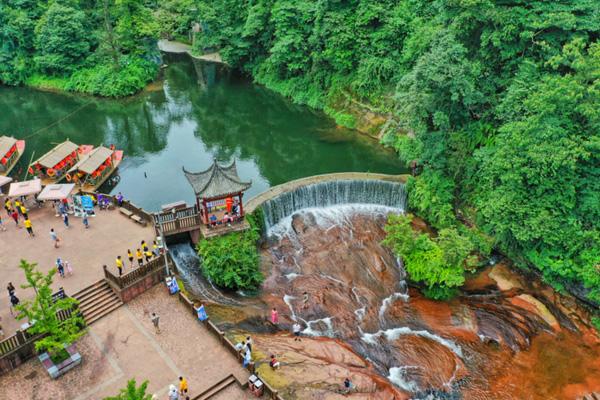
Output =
[{"x1": 0, "y1": 54, "x2": 404, "y2": 211}]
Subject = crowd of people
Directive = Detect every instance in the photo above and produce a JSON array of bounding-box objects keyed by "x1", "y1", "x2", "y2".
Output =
[{"x1": 112, "y1": 239, "x2": 161, "y2": 276}]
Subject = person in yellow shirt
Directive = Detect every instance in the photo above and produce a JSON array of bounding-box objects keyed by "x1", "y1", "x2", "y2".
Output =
[
  {"x1": 24, "y1": 218, "x2": 34, "y2": 237},
  {"x1": 144, "y1": 249, "x2": 153, "y2": 263},
  {"x1": 115, "y1": 256, "x2": 123, "y2": 276},
  {"x1": 127, "y1": 249, "x2": 134, "y2": 268},
  {"x1": 179, "y1": 376, "x2": 188, "y2": 396},
  {"x1": 136, "y1": 249, "x2": 143, "y2": 267},
  {"x1": 20, "y1": 205, "x2": 28, "y2": 219}
]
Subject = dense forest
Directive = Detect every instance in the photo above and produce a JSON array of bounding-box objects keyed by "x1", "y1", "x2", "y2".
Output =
[
  {"x1": 193, "y1": 0, "x2": 600, "y2": 304},
  {"x1": 1, "y1": 1, "x2": 599, "y2": 306},
  {"x1": 0, "y1": 0, "x2": 160, "y2": 96}
]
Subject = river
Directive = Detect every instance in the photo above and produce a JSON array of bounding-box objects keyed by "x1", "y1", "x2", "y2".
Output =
[{"x1": 0, "y1": 53, "x2": 404, "y2": 211}]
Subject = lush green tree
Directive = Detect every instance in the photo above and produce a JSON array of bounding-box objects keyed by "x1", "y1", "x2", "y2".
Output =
[
  {"x1": 16, "y1": 260, "x2": 86, "y2": 357},
  {"x1": 34, "y1": 1, "x2": 90, "y2": 75},
  {"x1": 104, "y1": 379, "x2": 152, "y2": 400},
  {"x1": 197, "y1": 227, "x2": 263, "y2": 291},
  {"x1": 382, "y1": 214, "x2": 474, "y2": 300}
]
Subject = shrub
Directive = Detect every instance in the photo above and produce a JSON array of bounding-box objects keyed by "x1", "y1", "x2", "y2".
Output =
[
  {"x1": 197, "y1": 227, "x2": 263, "y2": 291},
  {"x1": 66, "y1": 56, "x2": 158, "y2": 97},
  {"x1": 382, "y1": 214, "x2": 475, "y2": 299},
  {"x1": 104, "y1": 379, "x2": 152, "y2": 400}
]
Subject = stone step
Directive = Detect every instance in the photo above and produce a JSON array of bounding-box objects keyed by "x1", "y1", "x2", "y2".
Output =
[
  {"x1": 80, "y1": 292, "x2": 121, "y2": 316},
  {"x1": 194, "y1": 375, "x2": 237, "y2": 400},
  {"x1": 79, "y1": 286, "x2": 113, "y2": 307},
  {"x1": 85, "y1": 301, "x2": 123, "y2": 325},
  {"x1": 73, "y1": 280, "x2": 110, "y2": 302}
]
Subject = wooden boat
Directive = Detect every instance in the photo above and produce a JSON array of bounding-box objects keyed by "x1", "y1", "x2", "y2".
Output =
[
  {"x1": 66, "y1": 145, "x2": 124, "y2": 192},
  {"x1": 0, "y1": 136, "x2": 26, "y2": 177},
  {"x1": 29, "y1": 140, "x2": 94, "y2": 185}
]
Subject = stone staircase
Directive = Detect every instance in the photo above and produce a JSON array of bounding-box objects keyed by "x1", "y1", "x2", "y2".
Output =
[
  {"x1": 73, "y1": 280, "x2": 123, "y2": 325},
  {"x1": 193, "y1": 374, "x2": 239, "y2": 400}
]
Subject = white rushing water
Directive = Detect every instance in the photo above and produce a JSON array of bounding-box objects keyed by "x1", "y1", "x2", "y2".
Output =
[
  {"x1": 261, "y1": 179, "x2": 407, "y2": 230},
  {"x1": 361, "y1": 327, "x2": 463, "y2": 358},
  {"x1": 388, "y1": 366, "x2": 421, "y2": 392}
]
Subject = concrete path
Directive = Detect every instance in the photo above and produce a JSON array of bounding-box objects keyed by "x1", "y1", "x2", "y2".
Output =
[
  {"x1": 158, "y1": 39, "x2": 225, "y2": 64},
  {"x1": 0, "y1": 285, "x2": 251, "y2": 399},
  {"x1": 0, "y1": 204, "x2": 155, "y2": 336}
]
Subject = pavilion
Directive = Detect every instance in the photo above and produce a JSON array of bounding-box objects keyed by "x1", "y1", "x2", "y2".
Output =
[{"x1": 183, "y1": 159, "x2": 251, "y2": 226}]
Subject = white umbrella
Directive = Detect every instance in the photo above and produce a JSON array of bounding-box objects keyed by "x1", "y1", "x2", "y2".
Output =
[
  {"x1": 37, "y1": 184, "x2": 76, "y2": 201},
  {"x1": 0, "y1": 176, "x2": 12, "y2": 188},
  {"x1": 8, "y1": 179, "x2": 42, "y2": 198}
]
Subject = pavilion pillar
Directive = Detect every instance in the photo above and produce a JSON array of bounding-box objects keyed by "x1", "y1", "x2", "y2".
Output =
[
  {"x1": 238, "y1": 192, "x2": 244, "y2": 217},
  {"x1": 202, "y1": 198, "x2": 208, "y2": 224}
]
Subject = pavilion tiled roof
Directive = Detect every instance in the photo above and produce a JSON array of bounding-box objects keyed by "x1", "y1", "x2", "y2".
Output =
[{"x1": 183, "y1": 159, "x2": 251, "y2": 199}]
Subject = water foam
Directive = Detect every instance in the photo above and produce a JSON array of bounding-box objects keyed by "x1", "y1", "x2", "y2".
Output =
[
  {"x1": 361, "y1": 327, "x2": 463, "y2": 358},
  {"x1": 388, "y1": 366, "x2": 421, "y2": 393}
]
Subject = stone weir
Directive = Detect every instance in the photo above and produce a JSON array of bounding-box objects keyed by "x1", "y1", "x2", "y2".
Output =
[{"x1": 245, "y1": 172, "x2": 409, "y2": 231}]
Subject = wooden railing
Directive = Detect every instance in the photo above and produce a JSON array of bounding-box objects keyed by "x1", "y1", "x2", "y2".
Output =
[
  {"x1": 153, "y1": 205, "x2": 202, "y2": 236},
  {"x1": 103, "y1": 256, "x2": 166, "y2": 289},
  {"x1": 177, "y1": 292, "x2": 285, "y2": 400}
]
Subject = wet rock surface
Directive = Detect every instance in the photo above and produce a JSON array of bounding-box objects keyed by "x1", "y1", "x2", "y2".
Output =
[{"x1": 177, "y1": 207, "x2": 600, "y2": 399}]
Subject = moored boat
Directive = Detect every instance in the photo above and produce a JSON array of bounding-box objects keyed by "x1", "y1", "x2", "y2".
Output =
[
  {"x1": 66, "y1": 145, "x2": 123, "y2": 192},
  {"x1": 0, "y1": 136, "x2": 26, "y2": 177},
  {"x1": 29, "y1": 140, "x2": 94, "y2": 185}
]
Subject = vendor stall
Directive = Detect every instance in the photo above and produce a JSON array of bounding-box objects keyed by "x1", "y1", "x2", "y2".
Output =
[{"x1": 7, "y1": 178, "x2": 42, "y2": 207}]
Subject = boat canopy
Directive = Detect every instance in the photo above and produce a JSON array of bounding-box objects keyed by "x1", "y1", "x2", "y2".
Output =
[
  {"x1": 8, "y1": 179, "x2": 42, "y2": 197},
  {"x1": 0, "y1": 136, "x2": 17, "y2": 158},
  {"x1": 37, "y1": 183, "x2": 76, "y2": 201},
  {"x1": 36, "y1": 140, "x2": 79, "y2": 168},
  {"x1": 69, "y1": 146, "x2": 113, "y2": 175}
]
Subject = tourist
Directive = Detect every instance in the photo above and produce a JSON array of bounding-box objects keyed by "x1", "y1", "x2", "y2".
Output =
[
  {"x1": 245, "y1": 336, "x2": 253, "y2": 352},
  {"x1": 4, "y1": 198, "x2": 12, "y2": 215},
  {"x1": 6, "y1": 282, "x2": 15, "y2": 298},
  {"x1": 151, "y1": 312, "x2": 160, "y2": 333},
  {"x1": 302, "y1": 291, "x2": 309, "y2": 309},
  {"x1": 269, "y1": 354, "x2": 280, "y2": 370},
  {"x1": 82, "y1": 213, "x2": 89, "y2": 229},
  {"x1": 14, "y1": 200, "x2": 22, "y2": 216},
  {"x1": 136, "y1": 248, "x2": 143, "y2": 267},
  {"x1": 116, "y1": 192, "x2": 124, "y2": 207},
  {"x1": 167, "y1": 385, "x2": 178, "y2": 400},
  {"x1": 24, "y1": 217, "x2": 34, "y2": 237},
  {"x1": 0, "y1": 214, "x2": 6, "y2": 231},
  {"x1": 10, "y1": 209, "x2": 19, "y2": 226},
  {"x1": 20, "y1": 204, "x2": 28, "y2": 220},
  {"x1": 179, "y1": 376, "x2": 188, "y2": 396},
  {"x1": 271, "y1": 307, "x2": 279, "y2": 325},
  {"x1": 293, "y1": 322, "x2": 302, "y2": 341},
  {"x1": 50, "y1": 228, "x2": 60, "y2": 248},
  {"x1": 235, "y1": 340, "x2": 246, "y2": 353},
  {"x1": 116, "y1": 256, "x2": 124, "y2": 276},
  {"x1": 127, "y1": 249, "x2": 134, "y2": 268},
  {"x1": 152, "y1": 241, "x2": 159, "y2": 257},
  {"x1": 65, "y1": 260, "x2": 73, "y2": 276},
  {"x1": 343, "y1": 377, "x2": 353, "y2": 393},
  {"x1": 144, "y1": 249, "x2": 153, "y2": 263},
  {"x1": 63, "y1": 213, "x2": 69, "y2": 228},
  {"x1": 10, "y1": 294, "x2": 20, "y2": 317},
  {"x1": 56, "y1": 258, "x2": 65, "y2": 278},
  {"x1": 243, "y1": 347, "x2": 252, "y2": 368},
  {"x1": 141, "y1": 240, "x2": 148, "y2": 252},
  {"x1": 209, "y1": 214, "x2": 217, "y2": 226}
]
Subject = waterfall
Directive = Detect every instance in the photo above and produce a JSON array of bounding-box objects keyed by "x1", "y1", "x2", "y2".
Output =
[
  {"x1": 261, "y1": 179, "x2": 407, "y2": 230},
  {"x1": 169, "y1": 243, "x2": 241, "y2": 306}
]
